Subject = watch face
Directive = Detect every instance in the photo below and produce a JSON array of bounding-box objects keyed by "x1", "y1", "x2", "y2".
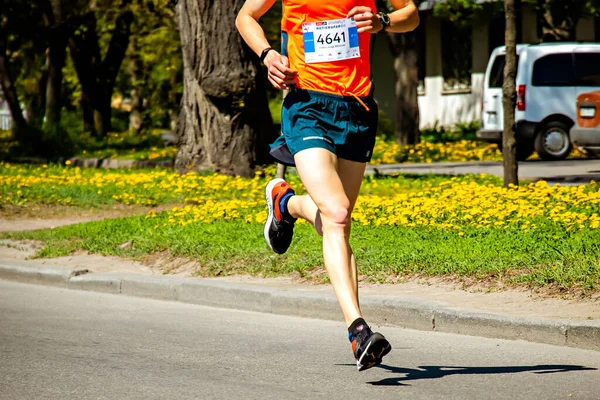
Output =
[{"x1": 380, "y1": 13, "x2": 390, "y2": 26}]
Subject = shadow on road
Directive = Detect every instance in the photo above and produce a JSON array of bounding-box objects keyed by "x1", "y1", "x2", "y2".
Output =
[{"x1": 367, "y1": 364, "x2": 597, "y2": 386}]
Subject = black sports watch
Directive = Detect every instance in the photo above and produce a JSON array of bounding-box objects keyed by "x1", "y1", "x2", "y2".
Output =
[
  {"x1": 260, "y1": 47, "x2": 274, "y2": 64},
  {"x1": 378, "y1": 12, "x2": 391, "y2": 31}
]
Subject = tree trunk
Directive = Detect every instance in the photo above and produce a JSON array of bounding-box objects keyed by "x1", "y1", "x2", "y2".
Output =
[
  {"x1": 28, "y1": 69, "x2": 48, "y2": 129},
  {"x1": 41, "y1": 0, "x2": 70, "y2": 133},
  {"x1": 68, "y1": 4, "x2": 133, "y2": 137},
  {"x1": 99, "y1": 5, "x2": 133, "y2": 133},
  {"x1": 388, "y1": 31, "x2": 420, "y2": 145},
  {"x1": 0, "y1": 35, "x2": 27, "y2": 129},
  {"x1": 503, "y1": 0, "x2": 519, "y2": 187},
  {"x1": 44, "y1": 23, "x2": 67, "y2": 132},
  {"x1": 0, "y1": 4, "x2": 44, "y2": 150},
  {"x1": 68, "y1": 13, "x2": 102, "y2": 135},
  {"x1": 175, "y1": 0, "x2": 274, "y2": 177},
  {"x1": 375, "y1": 0, "x2": 420, "y2": 145},
  {"x1": 538, "y1": 0, "x2": 586, "y2": 42},
  {"x1": 128, "y1": 38, "x2": 144, "y2": 131}
]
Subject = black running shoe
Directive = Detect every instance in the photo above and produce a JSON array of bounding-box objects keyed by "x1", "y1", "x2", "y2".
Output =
[
  {"x1": 264, "y1": 178, "x2": 296, "y2": 254},
  {"x1": 350, "y1": 324, "x2": 392, "y2": 371}
]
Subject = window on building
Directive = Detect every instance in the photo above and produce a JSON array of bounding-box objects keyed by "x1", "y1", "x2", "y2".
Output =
[
  {"x1": 532, "y1": 54, "x2": 575, "y2": 86},
  {"x1": 574, "y1": 53, "x2": 600, "y2": 86},
  {"x1": 441, "y1": 19, "x2": 472, "y2": 92}
]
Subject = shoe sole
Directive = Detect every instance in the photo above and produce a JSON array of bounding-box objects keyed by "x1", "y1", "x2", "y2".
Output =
[
  {"x1": 357, "y1": 333, "x2": 392, "y2": 372},
  {"x1": 264, "y1": 178, "x2": 285, "y2": 253}
]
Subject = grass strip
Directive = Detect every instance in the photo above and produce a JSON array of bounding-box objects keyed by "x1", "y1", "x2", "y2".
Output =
[{"x1": 5, "y1": 214, "x2": 600, "y2": 294}]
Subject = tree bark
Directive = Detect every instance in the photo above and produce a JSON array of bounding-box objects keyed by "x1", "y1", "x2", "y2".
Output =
[
  {"x1": 43, "y1": 0, "x2": 68, "y2": 132},
  {"x1": 537, "y1": 0, "x2": 586, "y2": 42},
  {"x1": 388, "y1": 31, "x2": 420, "y2": 145},
  {"x1": 375, "y1": 0, "x2": 420, "y2": 145},
  {"x1": 128, "y1": 37, "x2": 145, "y2": 131},
  {"x1": 175, "y1": 0, "x2": 274, "y2": 177},
  {"x1": 99, "y1": 5, "x2": 133, "y2": 133},
  {"x1": 68, "y1": 12, "x2": 102, "y2": 134},
  {"x1": 0, "y1": 1, "x2": 44, "y2": 149},
  {"x1": 0, "y1": 33, "x2": 27, "y2": 129},
  {"x1": 68, "y1": 3, "x2": 133, "y2": 136},
  {"x1": 503, "y1": 0, "x2": 519, "y2": 187}
]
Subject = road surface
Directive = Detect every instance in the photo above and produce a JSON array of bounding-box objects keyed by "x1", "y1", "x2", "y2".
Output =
[{"x1": 1, "y1": 280, "x2": 599, "y2": 399}]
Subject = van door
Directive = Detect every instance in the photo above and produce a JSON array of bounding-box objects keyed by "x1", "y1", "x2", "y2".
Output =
[
  {"x1": 574, "y1": 49, "x2": 600, "y2": 111},
  {"x1": 529, "y1": 53, "x2": 576, "y2": 123},
  {"x1": 483, "y1": 53, "x2": 505, "y2": 133}
]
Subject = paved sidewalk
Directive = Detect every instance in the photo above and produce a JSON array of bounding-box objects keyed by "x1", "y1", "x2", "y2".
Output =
[
  {"x1": 1, "y1": 253, "x2": 598, "y2": 353},
  {"x1": 366, "y1": 159, "x2": 600, "y2": 183}
]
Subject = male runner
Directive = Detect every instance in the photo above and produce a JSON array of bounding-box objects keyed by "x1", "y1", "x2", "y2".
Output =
[{"x1": 236, "y1": 0, "x2": 419, "y2": 371}]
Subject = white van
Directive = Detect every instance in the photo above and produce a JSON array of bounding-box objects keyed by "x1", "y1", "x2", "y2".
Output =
[{"x1": 478, "y1": 43, "x2": 600, "y2": 161}]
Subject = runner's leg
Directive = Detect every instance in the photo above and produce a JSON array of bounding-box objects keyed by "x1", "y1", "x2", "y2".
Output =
[{"x1": 288, "y1": 148, "x2": 364, "y2": 326}]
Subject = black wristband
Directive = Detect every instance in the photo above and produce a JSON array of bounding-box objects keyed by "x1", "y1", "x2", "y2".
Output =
[{"x1": 260, "y1": 47, "x2": 274, "y2": 64}]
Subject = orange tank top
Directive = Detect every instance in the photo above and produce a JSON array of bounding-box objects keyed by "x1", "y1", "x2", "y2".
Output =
[{"x1": 281, "y1": 0, "x2": 376, "y2": 98}]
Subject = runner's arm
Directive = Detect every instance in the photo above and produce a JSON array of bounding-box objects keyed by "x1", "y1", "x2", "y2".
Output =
[
  {"x1": 236, "y1": 0, "x2": 277, "y2": 58},
  {"x1": 348, "y1": 0, "x2": 419, "y2": 34},
  {"x1": 236, "y1": 0, "x2": 298, "y2": 90},
  {"x1": 386, "y1": 0, "x2": 420, "y2": 33}
]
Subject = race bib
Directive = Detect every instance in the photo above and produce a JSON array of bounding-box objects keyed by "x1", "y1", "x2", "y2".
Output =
[{"x1": 302, "y1": 18, "x2": 360, "y2": 64}]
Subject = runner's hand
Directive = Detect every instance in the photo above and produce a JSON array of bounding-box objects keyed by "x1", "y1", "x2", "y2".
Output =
[
  {"x1": 264, "y1": 51, "x2": 298, "y2": 90},
  {"x1": 347, "y1": 7, "x2": 383, "y2": 34}
]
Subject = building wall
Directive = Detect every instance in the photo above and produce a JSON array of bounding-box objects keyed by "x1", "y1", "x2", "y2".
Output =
[
  {"x1": 373, "y1": 6, "x2": 598, "y2": 131},
  {"x1": 521, "y1": 3, "x2": 538, "y2": 44},
  {"x1": 577, "y1": 17, "x2": 596, "y2": 42}
]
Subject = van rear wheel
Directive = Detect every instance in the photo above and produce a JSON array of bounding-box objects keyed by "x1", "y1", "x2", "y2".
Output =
[{"x1": 534, "y1": 121, "x2": 572, "y2": 161}]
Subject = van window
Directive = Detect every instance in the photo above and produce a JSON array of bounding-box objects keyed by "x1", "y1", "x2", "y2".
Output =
[
  {"x1": 575, "y1": 53, "x2": 600, "y2": 86},
  {"x1": 532, "y1": 54, "x2": 574, "y2": 86},
  {"x1": 488, "y1": 55, "x2": 519, "y2": 88}
]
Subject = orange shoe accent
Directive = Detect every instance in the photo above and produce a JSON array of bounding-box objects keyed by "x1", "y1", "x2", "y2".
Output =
[
  {"x1": 271, "y1": 182, "x2": 292, "y2": 222},
  {"x1": 351, "y1": 339, "x2": 357, "y2": 353}
]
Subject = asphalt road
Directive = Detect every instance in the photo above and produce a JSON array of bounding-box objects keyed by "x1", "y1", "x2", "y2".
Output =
[{"x1": 1, "y1": 281, "x2": 599, "y2": 400}]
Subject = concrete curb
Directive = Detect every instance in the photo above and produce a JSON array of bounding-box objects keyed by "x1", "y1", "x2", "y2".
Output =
[
  {"x1": 1, "y1": 261, "x2": 599, "y2": 352},
  {"x1": 0, "y1": 261, "x2": 87, "y2": 288},
  {"x1": 69, "y1": 158, "x2": 174, "y2": 169}
]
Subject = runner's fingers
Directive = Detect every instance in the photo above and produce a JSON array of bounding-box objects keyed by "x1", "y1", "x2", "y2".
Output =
[
  {"x1": 271, "y1": 73, "x2": 296, "y2": 88},
  {"x1": 353, "y1": 12, "x2": 373, "y2": 21},
  {"x1": 269, "y1": 65, "x2": 287, "y2": 80},
  {"x1": 268, "y1": 76, "x2": 284, "y2": 90},
  {"x1": 356, "y1": 23, "x2": 375, "y2": 33},
  {"x1": 272, "y1": 59, "x2": 299, "y2": 77},
  {"x1": 279, "y1": 56, "x2": 299, "y2": 77},
  {"x1": 346, "y1": 6, "x2": 371, "y2": 18},
  {"x1": 355, "y1": 20, "x2": 373, "y2": 28},
  {"x1": 269, "y1": 73, "x2": 285, "y2": 86}
]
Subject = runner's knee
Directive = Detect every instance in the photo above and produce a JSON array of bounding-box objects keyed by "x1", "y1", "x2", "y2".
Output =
[{"x1": 320, "y1": 200, "x2": 351, "y2": 229}]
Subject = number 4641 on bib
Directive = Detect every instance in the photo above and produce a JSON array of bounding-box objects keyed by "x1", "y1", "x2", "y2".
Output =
[{"x1": 302, "y1": 18, "x2": 360, "y2": 64}]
